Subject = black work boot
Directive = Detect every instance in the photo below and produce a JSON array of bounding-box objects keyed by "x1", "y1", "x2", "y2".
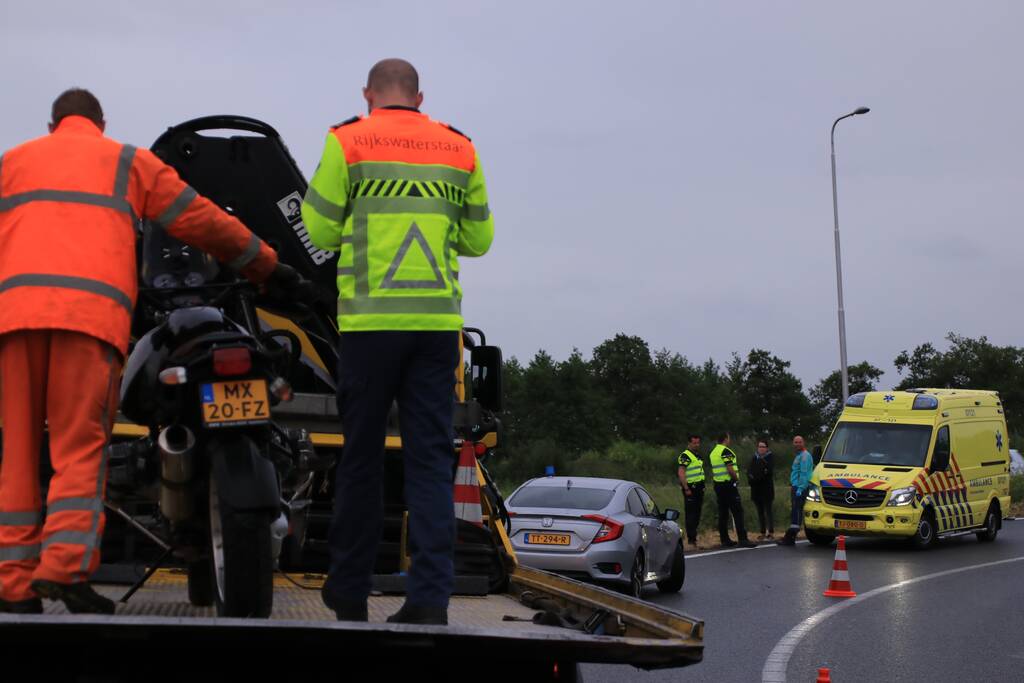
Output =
[
  {"x1": 776, "y1": 529, "x2": 797, "y2": 546},
  {"x1": 720, "y1": 538, "x2": 737, "y2": 548},
  {"x1": 30, "y1": 580, "x2": 115, "y2": 615},
  {"x1": 0, "y1": 596, "x2": 43, "y2": 614},
  {"x1": 321, "y1": 585, "x2": 368, "y2": 622},
  {"x1": 737, "y1": 538, "x2": 757, "y2": 549},
  {"x1": 386, "y1": 603, "x2": 448, "y2": 625}
]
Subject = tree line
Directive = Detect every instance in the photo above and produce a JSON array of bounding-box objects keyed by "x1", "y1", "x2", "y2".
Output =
[{"x1": 496, "y1": 332, "x2": 1023, "y2": 459}]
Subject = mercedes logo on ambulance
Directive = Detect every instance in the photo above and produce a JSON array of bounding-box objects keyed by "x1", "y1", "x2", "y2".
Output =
[{"x1": 844, "y1": 490, "x2": 859, "y2": 505}]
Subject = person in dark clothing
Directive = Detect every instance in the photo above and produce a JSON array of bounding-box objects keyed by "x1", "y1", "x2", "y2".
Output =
[
  {"x1": 747, "y1": 440, "x2": 775, "y2": 541},
  {"x1": 676, "y1": 434, "x2": 706, "y2": 550},
  {"x1": 709, "y1": 432, "x2": 756, "y2": 548}
]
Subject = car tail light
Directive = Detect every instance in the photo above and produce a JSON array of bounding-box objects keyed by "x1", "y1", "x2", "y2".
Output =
[
  {"x1": 582, "y1": 514, "x2": 623, "y2": 543},
  {"x1": 213, "y1": 347, "x2": 252, "y2": 376}
]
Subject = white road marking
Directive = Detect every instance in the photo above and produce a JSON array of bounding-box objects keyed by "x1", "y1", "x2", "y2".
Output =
[
  {"x1": 688, "y1": 540, "x2": 808, "y2": 559},
  {"x1": 761, "y1": 555, "x2": 1024, "y2": 682}
]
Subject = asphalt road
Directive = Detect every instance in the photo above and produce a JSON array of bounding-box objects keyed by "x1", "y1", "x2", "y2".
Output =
[{"x1": 583, "y1": 520, "x2": 1024, "y2": 682}]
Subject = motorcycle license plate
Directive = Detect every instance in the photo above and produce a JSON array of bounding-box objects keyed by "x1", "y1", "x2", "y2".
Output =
[
  {"x1": 525, "y1": 533, "x2": 571, "y2": 546},
  {"x1": 201, "y1": 380, "x2": 270, "y2": 427},
  {"x1": 834, "y1": 520, "x2": 867, "y2": 530}
]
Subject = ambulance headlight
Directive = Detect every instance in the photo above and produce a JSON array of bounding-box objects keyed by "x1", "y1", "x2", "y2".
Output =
[
  {"x1": 887, "y1": 486, "x2": 916, "y2": 507},
  {"x1": 806, "y1": 484, "x2": 821, "y2": 502}
]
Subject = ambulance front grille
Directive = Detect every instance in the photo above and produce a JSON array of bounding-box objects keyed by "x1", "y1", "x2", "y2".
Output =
[{"x1": 822, "y1": 487, "x2": 887, "y2": 508}]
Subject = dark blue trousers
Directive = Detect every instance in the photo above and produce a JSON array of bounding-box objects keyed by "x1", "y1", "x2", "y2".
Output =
[{"x1": 324, "y1": 331, "x2": 458, "y2": 608}]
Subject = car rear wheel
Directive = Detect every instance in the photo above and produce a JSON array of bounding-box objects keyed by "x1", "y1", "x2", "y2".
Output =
[
  {"x1": 976, "y1": 503, "x2": 1000, "y2": 542},
  {"x1": 619, "y1": 551, "x2": 644, "y2": 599},
  {"x1": 656, "y1": 542, "x2": 685, "y2": 593}
]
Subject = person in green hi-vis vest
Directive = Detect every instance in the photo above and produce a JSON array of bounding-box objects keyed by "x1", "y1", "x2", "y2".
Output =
[{"x1": 708, "y1": 432, "x2": 757, "y2": 548}]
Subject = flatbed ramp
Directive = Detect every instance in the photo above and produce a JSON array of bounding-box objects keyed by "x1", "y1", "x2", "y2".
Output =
[{"x1": 0, "y1": 567, "x2": 702, "y2": 681}]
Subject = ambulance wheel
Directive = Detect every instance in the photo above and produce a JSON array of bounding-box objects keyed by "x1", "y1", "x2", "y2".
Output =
[
  {"x1": 805, "y1": 529, "x2": 835, "y2": 547},
  {"x1": 656, "y1": 542, "x2": 685, "y2": 593},
  {"x1": 209, "y1": 475, "x2": 274, "y2": 618},
  {"x1": 976, "y1": 503, "x2": 1000, "y2": 543},
  {"x1": 187, "y1": 558, "x2": 214, "y2": 607},
  {"x1": 910, "y1": 510, "x2": 937, "y2": 549}
]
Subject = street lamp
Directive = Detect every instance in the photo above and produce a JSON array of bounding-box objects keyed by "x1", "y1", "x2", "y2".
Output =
[{"x1": 830, "y1": 106, "x2": 870, "y2": 403}]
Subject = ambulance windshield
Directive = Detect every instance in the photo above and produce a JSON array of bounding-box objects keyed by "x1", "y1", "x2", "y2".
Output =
[{"x1": 823, "y1": 422, "x2": 933, "y2": 467}]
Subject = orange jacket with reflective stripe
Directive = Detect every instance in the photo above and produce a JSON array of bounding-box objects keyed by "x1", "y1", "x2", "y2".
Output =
[{"x1": 0, "y1": 116, "x2": 277, "y2": 355}]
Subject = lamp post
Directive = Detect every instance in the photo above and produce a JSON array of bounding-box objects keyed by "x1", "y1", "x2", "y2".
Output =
[{"x1": 831, "y1": 106, "x2": 870, "y2": 403}]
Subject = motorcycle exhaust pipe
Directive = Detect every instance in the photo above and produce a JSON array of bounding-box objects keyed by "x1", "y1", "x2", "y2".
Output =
[{"x1": 158, "y1": 424, "x2": 196, "y2": 522}]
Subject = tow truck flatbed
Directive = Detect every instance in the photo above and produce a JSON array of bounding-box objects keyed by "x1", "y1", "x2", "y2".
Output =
[{"x1": 0, "y1": 565, "x2": 702, "y2": 680}]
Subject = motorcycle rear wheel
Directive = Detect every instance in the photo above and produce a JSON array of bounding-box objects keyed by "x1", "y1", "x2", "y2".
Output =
[{"x1": 209, "y1": 472, "x2": 274, "y2": 618}]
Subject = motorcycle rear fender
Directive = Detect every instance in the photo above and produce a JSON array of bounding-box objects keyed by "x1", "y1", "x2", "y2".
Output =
[{"x1": 208, "y1": 434, "x2": 280, "y2": 512}]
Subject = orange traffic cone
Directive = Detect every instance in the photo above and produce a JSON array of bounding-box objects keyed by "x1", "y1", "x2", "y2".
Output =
[
  {"x1": 453, "y1": 440, "x2": 484, "y2": 527},
  {"x1": 823, "y1": 535, "x2": 857, "y2": 598},
  {"x1": 816, "y1": 667, "x2": 832, "y2": 682}
]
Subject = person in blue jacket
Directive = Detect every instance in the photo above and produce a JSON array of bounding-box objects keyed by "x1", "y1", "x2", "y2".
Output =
[{"x1": 777, "y1": 435, "x2": 814, "y2": 546}]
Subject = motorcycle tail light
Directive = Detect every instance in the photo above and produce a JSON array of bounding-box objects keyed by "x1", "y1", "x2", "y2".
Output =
[
  {"x1": 582, "y1": 514, "x2": 624, "y2": 543},
  {"x1": 474, "y1": 442, "x2": 488, "y2": 457},
  {"x1": 212, "y1": 347, "x2": 252, "y2": 376}
]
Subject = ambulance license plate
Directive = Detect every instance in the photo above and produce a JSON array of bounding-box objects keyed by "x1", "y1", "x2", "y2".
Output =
[
  {"x1": 834, "y1": 520, "x2": 867, "y2": 530},
  {"x1": 525, "y1": 533, "x2": 571, "y2": 546},
  {"x1": 201, "y1": 380, "x2": 270, "y2": 427}
]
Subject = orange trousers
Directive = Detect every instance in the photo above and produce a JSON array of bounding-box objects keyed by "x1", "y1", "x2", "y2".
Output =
[{"x1": 0, "y1": 330, "x2": 121, "y2": 601}]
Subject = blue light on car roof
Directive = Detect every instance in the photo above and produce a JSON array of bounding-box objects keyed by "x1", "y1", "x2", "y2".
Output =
[{"x1": 845, "y1": 393, "x2": 866, "y2": 407}]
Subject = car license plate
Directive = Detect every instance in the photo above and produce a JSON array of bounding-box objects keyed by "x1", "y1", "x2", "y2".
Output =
[
  {"x1": 834, "y1": 520, "x2": 867, "y2": 530},
  {"x1": 525, "y1": 533, "x2": 571, "y2": 546},
  {"x1": 201, "y1": 380, "x2": 270, "y2": 427}
]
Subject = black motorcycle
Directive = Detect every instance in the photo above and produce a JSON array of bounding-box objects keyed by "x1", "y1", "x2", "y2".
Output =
[{"x1": 111, "y1": 225, "x2": 317, "y2": 617}]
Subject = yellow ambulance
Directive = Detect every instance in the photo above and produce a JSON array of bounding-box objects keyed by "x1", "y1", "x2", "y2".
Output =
[{"x1": 803, "y1": 389, "x2": 1012, "y2": 548}]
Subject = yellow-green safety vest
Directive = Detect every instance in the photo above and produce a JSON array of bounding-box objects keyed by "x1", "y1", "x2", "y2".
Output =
[
  {"x1": 302, "y1": 108, "x2": 494, "y2": 332},
  {"x1": 709, "y1": 444, "x2": 739, "y2": 483},
  {"x1": 677, "y1": 449, "x2": 705, "y2": 484}
]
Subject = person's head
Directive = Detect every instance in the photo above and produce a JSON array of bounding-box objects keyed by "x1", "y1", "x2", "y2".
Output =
[
  {"x1": 757, "y1": 440, "x2": 769, "y2": 454},
  {"x1": 363, "y1": 59, "x2": 422, "y2": 112},
  {"x1": 49, "y1": 88, "x2": 104, "y2": 133},
  {"x1": 793, "y1": 435, "x2": 806, "y2": 452},
  {"x1": 687, "y1": 434, "x2": 701, "y2": 450},
  {"x1": 717, "y1": 432, "x2": 731, "y2": 445}
]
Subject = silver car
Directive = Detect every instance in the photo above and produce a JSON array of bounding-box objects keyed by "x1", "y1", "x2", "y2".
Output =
[{"x1": 506, "y1": 476, "x2": 685, "y2": 597}]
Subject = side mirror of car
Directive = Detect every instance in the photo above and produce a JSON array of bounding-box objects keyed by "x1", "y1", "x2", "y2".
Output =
[
  {"x1": 663, "y1": 509, "x2": 680, "y2": 522},
  {"x1": 929, "y1": 448, "x2": 950, "y2": 474},
  {"x1": 470, "y1": 345, "x2": 503, "y2": 413}
]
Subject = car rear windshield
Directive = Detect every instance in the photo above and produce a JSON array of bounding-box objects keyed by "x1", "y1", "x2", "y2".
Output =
[
  {"x1": 509, "y1": 486, "x2": 615, "y2": 511},
  {"x1": 824, "y1": 422, "x2": 933, "y2": 467}
]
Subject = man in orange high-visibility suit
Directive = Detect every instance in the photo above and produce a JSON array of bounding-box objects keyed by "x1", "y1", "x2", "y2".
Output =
[{"x1": 0, "y1": 89, "x2": 289, "y2": 614}]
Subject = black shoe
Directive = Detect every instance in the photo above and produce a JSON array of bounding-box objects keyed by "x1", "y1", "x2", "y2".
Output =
[
  {"x1": 386, "y1": 603, "x2": 448, "y2": 625},
  {"x1": 738, "y1": 539, "x2": 757, "y2": 549},
  {"x1": 776, "y1": 535, "x2": 796, "y2": 546},
  {"x1": 0, "y1": 597, "x2": 43, "y2": 614},
  {"x1": 720, "y1": 539, "x2": 738, "y2": 548},
  {"x1": 30, "y1": 580, "x2": 115, "y2": 615},
  {"x1": 321, "y1": 586, "x2": 368, "y2": 622}
]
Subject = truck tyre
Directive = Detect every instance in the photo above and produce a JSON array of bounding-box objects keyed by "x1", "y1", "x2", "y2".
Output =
[
  {"x1": 805, "y1": 529, "x2": 835, "y2": 547},
  {"x1": 656, "y1": 542, "x2": 685, "y2": 593},
  {"x1": 910, "y1": 509, "x2": 937, "y2": 550},
  {"x1": 187, "y1": 558, "x2": 214, "y2": 607},
  {"x1": 976, "y1": 503, "x2": 1000, "y2": 543},
  {"x1": 209, "y1": 474, "x2": 274, "y2": 617}
]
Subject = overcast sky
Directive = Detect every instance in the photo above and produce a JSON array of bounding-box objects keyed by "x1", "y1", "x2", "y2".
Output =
[{"x1": 2, "y1": 1, "x2": 1021, "y2": 389}]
